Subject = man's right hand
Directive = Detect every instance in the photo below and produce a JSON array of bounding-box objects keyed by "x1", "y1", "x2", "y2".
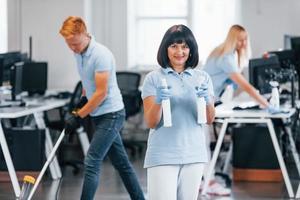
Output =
[
  {"x1": 65, "y1": 96, "x2": 87, "y2": 134},
  {"x1": 64, "y1": 114, "x2": 81, "y2": 134}
]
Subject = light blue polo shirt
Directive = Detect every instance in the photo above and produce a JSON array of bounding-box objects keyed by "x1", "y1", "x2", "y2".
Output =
[
  {"x1": 141, "y1": 67, "x2": 214, "y2": 168},
  {"x1": 203, "y1": 51, "x2": 239, "y2": 97},
  {"x1": 74, "y1": 37, "x2": 124, "y2": 116}
]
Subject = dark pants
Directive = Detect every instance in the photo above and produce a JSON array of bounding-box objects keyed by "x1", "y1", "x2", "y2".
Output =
[{"x1": 80, "y1": 109, "x2": 145, "y2": 200}]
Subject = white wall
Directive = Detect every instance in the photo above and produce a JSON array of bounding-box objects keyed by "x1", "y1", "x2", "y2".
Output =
[
  {"x1": 7, "y1": 0, "x2": 21, "y2": 51},
  {"x1": 22, "y1": 0, "x2": 84, "y2": 90},
  {"x1": 8, "y1": 0, "x2": 84, "y2": 90},
  {"x1": 92, "y1": 0, "x2": 127, "y2": 70},
  {"x1": 7, "y1": 0, "x2": 300, "y2": 89},
  {"x1": 240, "y1": 0, "x2": 300, "y2": 58},
  {"x1": 7, "y1": 0, "x2": 127, "y2": 90}
]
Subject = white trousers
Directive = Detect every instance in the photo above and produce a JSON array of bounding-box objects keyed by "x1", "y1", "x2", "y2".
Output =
[{"x1": 147, "y1": 163, "x2": 205, "y2": 200}]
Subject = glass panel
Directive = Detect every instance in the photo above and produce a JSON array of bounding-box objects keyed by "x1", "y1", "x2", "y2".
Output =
[
  {"x1": 137, "y1": 0, "x2": 187, "y2": 17},
  {"x1": 136, "y1": 19, "x2": 187, "y2": 66}
]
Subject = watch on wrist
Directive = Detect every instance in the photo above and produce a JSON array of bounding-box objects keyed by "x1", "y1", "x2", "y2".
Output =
[{"x1": 72, "y1": 110, "x2": 79, "y2": 117}]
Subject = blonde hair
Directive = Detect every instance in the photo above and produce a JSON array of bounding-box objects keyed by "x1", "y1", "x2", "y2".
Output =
[
  {"x1": 59, "y1": 16, "x2": 87, "y2": 38},
  {"x1": 208, "y1": 24, "x2": 251, "y2": 68}
]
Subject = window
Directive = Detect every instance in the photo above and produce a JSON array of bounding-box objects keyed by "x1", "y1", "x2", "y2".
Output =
[
  {"x1": 0, "y1": 0, "x2": 7, "y2": 53},
  {"x1": 193, "y1": 0, "x2": 240, "y2": 64},
  {"x1": 128, "y1": 0, "x2": 240, "y2": 69},
  {"x1": 128, "y1": 0, "x2": 190, "y2": 69}
]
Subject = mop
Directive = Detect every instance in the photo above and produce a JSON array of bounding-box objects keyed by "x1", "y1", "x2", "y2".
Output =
[{"x1": 26, "y1": 129, "x2": 66, "y2": 200}]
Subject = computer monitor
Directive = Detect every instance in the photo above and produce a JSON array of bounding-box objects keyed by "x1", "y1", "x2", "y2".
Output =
[
  {"x1": 22, "y1": 62, "x2": 48, "y2": 96},
  {"x1": 0, "y1": 58, "x2": 3, "y2": 86},
  {"x1": 268, "y1": 50, "x2": 297, "y2": 69},
  {"x1": 291, "y1": 37, "x2": 300, "y2": 49},
  {"x1": 289, "y1": 37, "x2": 300, "y2": 100},
  {"x1": 267, "y1": 50, "x2": 299, "y2": 105},
  {"x1": 249, "y1": 56, "x2": 281, "y2": 94},
  {"x1": 10, "y1": 62, "x2": 24, "y2": 101},
  {"x1": 291, "y1": 37, "x2": 300, "y2": 61},
  {"x1": 20, "y1": 53, "x2": 30, "y2": 62},
  {"x1": 0, "y1": 52, "x2": 23, "y2": 83}
]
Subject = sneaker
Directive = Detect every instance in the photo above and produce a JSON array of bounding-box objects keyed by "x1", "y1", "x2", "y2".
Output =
[{"x1": 206, "y1": 181, "x2": 231, "y2": 196}]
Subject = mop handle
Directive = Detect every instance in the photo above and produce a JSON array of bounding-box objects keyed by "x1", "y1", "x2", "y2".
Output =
[{"x1": 27, "y1": 129, "x2": 66, "y2": 200}]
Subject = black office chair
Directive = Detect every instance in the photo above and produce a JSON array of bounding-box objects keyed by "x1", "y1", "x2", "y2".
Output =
[
  {"x1": 116, "y1": 72, "x2": 142, "y2": 119},
  {"x1": 116, "y1": 72, "x2": 145, "y2": 157}
]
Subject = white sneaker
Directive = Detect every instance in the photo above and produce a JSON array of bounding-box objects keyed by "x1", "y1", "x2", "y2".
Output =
[{"x1": 206, "y1": 181, "x2": 231, "y2": 196}]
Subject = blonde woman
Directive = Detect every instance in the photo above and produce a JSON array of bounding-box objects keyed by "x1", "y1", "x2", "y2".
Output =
[
  {"x1": 202, "y1": 25, "x2": 278, "y2": 196},
  {"x1": 204, "y1": 24, "x2": 270, "y2": 107}
]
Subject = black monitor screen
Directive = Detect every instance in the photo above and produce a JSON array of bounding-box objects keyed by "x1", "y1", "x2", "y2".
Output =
[
  {"x1": 291, "y1": 37, "x2": 300, "y2": 61},
  {"x1": 0, "y1": 58, "x2": 3, "y2": 86},
  {"x1": 291, "y1": 37, "x2": 300, "y2": 50},
  {"x1": 10, "y1": 62, "x2": 24, "y2": 101},
  {"x1": 290, "y1": 37, "x2": 300, "y2": 100},
  {"x1": 22, "y1": 62, "x2": 47, "y2": 96},
  {"x1": 268, "y1": 50, "x2": 296, "y2": 69},
  {"x1": 249, "y1": 56, "x2": 281, "y2": 94},
  {"x1": 0, "y1": 52, "x2": 23, "y2": 83}
]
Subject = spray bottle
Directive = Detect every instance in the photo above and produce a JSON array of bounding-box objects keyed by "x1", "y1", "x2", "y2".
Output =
[
  {"x1": 196, "y1": 76, "x2": 207, "y2": 124},
  {"x1": 161, "y1": 78, "x2": 172, "y2": 127},
  {"x1": 197, "y1": 89, "x2": 207, "y2": 124},
  {"x1": 269, "y1": 81, "x2": 280, "y2": 109},
  {"x1": 220, "y1": 84, "x2": 234, "y2": 104}
]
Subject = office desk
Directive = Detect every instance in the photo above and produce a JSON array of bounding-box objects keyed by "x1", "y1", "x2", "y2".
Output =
[
  {"x1": 0, "y1": 99, "x2": 67, "y2": 198},
  {"x1": 201, "y1": 102, "x2": 298, "y2": 198}
]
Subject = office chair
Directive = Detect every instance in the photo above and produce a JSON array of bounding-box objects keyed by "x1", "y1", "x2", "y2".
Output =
[
  {"x1": 116, "y1": 71, "x2": 145, "y2": 157},
  {"x1": 116, "y1": 72, "x2": 142, "y2": 119}
]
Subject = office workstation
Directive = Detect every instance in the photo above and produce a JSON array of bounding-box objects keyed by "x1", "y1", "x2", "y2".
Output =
[{"x1": 1, "y1": 0, "x2": 300, "y2": 200}]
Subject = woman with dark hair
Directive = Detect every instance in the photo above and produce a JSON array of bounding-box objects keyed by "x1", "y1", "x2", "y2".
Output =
[{"x1": 141, "y1": 24, "x2": 215, "y2": 200}]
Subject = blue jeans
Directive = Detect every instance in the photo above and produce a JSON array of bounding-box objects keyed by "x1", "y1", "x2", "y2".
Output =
[{"x1": 80, "y1": 109, "x2": 145, "y2": 200}]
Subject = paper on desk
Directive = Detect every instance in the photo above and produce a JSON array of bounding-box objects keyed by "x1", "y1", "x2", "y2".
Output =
[{"x1": 236, "y1": 101, "x2": 259, "y2": 109}]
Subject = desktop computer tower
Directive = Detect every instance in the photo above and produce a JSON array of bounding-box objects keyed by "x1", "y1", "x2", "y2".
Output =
[
  {"x1": 232, "y1": 124, "x2": 283, "y2": 182},
  {"x1": 0, "y1": 128, "x2": 45, "y2": 171}
]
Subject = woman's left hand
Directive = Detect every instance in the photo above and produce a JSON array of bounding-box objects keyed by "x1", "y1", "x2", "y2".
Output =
[{"x1": 195, "y1": 84, "x2": 211, "y2": 104}]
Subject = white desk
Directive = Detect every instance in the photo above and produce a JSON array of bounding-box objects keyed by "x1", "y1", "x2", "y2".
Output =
[
  {"x1": 0, "y1": 99, "x2": 67, "y2": 198},
  {"x1": 201, "y1": 101, "x2": 298, "y2": 198}
]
